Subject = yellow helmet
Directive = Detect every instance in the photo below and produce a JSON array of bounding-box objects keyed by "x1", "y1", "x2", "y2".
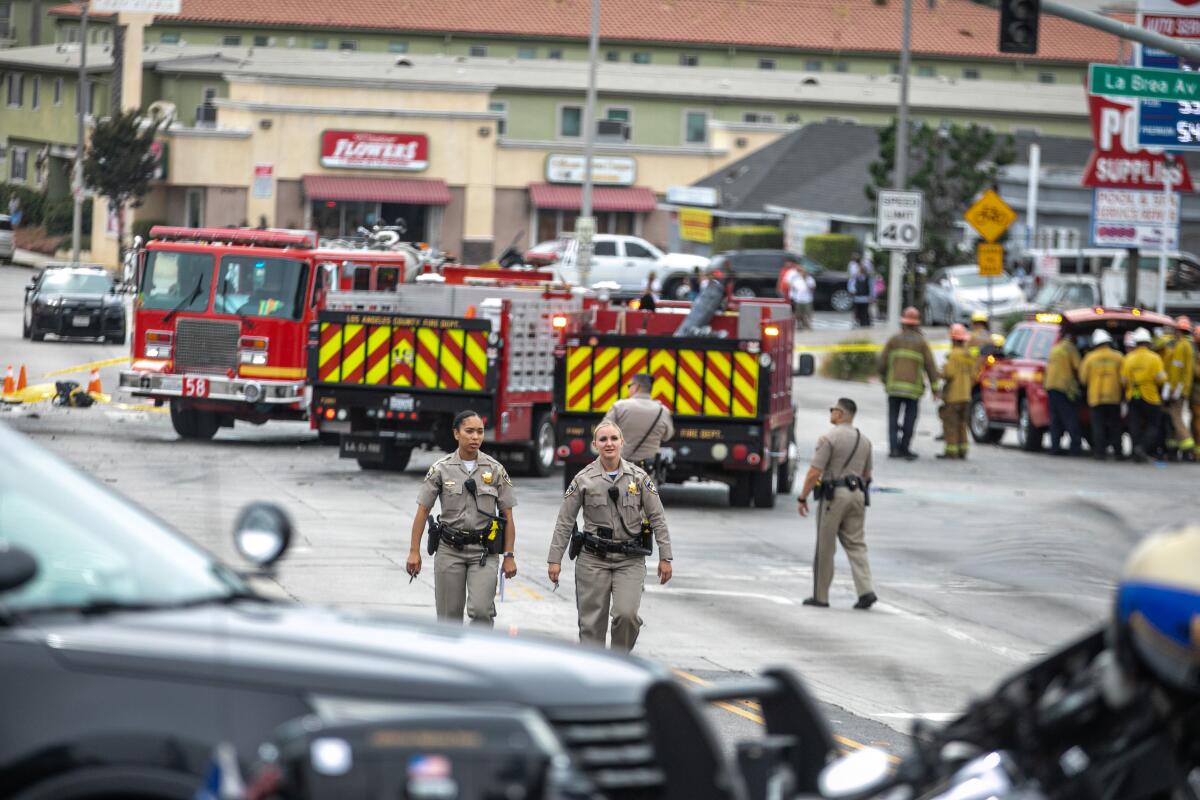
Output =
[{"x1": 970, "y1": 310, "x2": 989, "y2": 325}]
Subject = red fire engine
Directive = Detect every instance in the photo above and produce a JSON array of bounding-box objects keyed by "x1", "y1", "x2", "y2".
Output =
[
  {"x1": 119, "y1": 227, "x2": 411, "y2": 439},
  {"x1": 309, "y1": 266, "x2": 579, "y2": 473},
  {"x1": 553, "y1": 293, "x2": 813, "y2": 507}
]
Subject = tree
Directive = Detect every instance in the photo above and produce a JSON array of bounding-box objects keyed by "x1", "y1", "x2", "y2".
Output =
[
  {"x1": 866, "y1": 121, "x2": 1016, "y2": 271},
  {"x1": 84, "y1": 109, "x2": 163, "y2": 260}
]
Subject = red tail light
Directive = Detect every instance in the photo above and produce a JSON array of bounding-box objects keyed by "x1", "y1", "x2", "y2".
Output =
[
  {"x1": 569, "y1": 438, "x2": 586, "y2": 455},
  {"x1": 732, "y1": 444, "x2": 748, "y2": 461}
]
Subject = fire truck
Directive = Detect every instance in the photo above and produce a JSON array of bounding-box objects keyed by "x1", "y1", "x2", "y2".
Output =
[
  {"x1": 119, "y1": 227, "x2": 412, "y2": 439},
  {"x1": 309, "y1": 267, "x2": 580, "y2": 473},
  {"x1": 552, "y1": 293, "x2": 812, "y2": 507}
]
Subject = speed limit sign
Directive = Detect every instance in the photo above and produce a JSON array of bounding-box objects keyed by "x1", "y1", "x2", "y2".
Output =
[{"x1": 876, "y1": 190, "x2": 924, "y2": 251}]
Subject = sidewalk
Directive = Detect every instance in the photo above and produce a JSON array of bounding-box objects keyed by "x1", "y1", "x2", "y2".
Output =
[{"x1": 8, "y1": 248, "x2": 55, "y2": 270}]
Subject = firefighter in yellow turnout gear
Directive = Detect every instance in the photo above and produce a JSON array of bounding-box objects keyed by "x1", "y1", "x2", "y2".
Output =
[
  {"x1": 1121, "y1": 328, "x2": 1168, "y2": 463},
  {"x1": 1161, "y1": 317, "x2": 1196, "y2": 461},
  {"x1": 938, "y1": 324, "x2": 978, "y2": 459},
  {"x1": 1192, "y1": 325, "x2": 1200, "y2": 460}
]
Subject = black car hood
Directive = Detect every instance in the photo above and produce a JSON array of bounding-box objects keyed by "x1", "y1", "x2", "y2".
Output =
[
  {"x1": 37, "y1": 292, "x2": 119, "y2": 306},
  {"x1": 37, "y1": 602, "x2": 663, "y2": 711}
]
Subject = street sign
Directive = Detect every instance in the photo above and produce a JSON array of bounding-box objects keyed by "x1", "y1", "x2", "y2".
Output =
[
  {"x1": 1082, "y1": 94, "x2": 1194, "y2": 190},
  {"x1": 1090, "y1": 188, "x2": 1180, "y2": 249},
  {"x1": 977, "y1": 243, "x2": 1005, "y2": 277},
  {"x1": 1133, "y1": 0, "x2": 1200, "y2": 149},
  {"x1": 91, "y1": 0, "x2": 182, "y2": 12},
  {"x1": 1089, "y1": 63, "x2": 1200, "y2": 103},
  {"x1": 963, "y1": 190, "x2": 1017, "y2": 243},
  {"x1": 875, "y1": 190, "x2": 923, "y2": 251}
]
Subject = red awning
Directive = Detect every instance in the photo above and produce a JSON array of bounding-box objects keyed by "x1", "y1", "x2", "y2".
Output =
[
  {"x1": 528, "y1": 183, "x2": 657, "y2": 213},
  {"x1": 302, "y1": 175, "x2": 451, "y2": 205}
]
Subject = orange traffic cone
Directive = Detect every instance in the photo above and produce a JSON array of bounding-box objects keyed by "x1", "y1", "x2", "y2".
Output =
[
  {"x1": 16, "y1": 365, "x2": 27, "y2": 392},
  {"x1": 3, "y1": 365, "x2": 13, "y2": 395},
  {"x1": 86, "y1": 368, "x2": 102, "y2": 395}
]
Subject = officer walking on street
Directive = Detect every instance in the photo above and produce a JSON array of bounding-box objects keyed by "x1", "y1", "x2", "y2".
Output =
[
  {"x1": 880, "y1": 306, "x2": 940, "y2": 460},
  {"x1": 1121, "y1": 328, "x2": 1168, "y2": 463},
  {"x1": 407, "y1": 410, "x2": 518, "y2": 626},
  {"x1": 1078, "y1": 329, "x2": 1125, "y2": 461},
  {"x1": 797, "y1": 398, "x2": 876, "y2": 610},
  {"x1": 1045, "y1": 325, "x2": 1083, "y2": 457},
  {"x1": 601, "y1": 373, "x2": 674, "y2": 474},
  {"x1": 548, "y1": 421, "x2": 673, "y2": 652}
]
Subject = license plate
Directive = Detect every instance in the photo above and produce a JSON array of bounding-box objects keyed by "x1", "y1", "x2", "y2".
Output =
[
  {"x1": 388, "y1": 394, "x2": 415, "y2": 412},
  {"x1": 72, "y1": 314, "x2": 91, "y2": 327},
  {"x1": 340, "y1": 436, "x2": 383, "y2": 460}
]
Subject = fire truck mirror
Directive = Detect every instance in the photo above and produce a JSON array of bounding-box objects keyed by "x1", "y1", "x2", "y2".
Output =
[
  {"x1": 794, "y1": 354, "x2": 815, "y2": 378},
  {"x1": 233, "y1": 502, "x2": 293, "y2": 571}
]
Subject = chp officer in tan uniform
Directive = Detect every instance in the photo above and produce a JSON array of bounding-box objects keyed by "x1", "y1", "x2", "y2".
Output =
[
  {"x1": 407, "y1": 410, "x2": 518, "y2": 626},
  {"x1": 601, "y1": 373, "x2": 674, "y2": 468},
  {"x1": 797, "y1": 398, "x2": 876, "y2": 610},
  {"x1": 548, "y1": 421, "x2": 673, "y2": 652}
]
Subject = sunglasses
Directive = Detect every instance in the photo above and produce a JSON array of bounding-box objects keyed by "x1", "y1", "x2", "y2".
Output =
[{"x1": 829, "y1": 407, "x2": 843, "y2": 414}]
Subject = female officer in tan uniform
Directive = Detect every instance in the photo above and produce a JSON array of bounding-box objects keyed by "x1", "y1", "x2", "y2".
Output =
[
  {"x1": 547, "y1": 421, "x2": 672, "y2": 652},
  {"x1": 407, "y1": 410, "x2": 517, "y2": 626}
]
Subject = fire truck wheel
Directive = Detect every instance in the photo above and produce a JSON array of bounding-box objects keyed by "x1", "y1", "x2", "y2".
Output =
[
  {"x1": 729, "y1": 475, "x2": 752, "y2": 507},
  {"x1": 527, "y1": 411, "x2": 556, "y2": 477},
  {"x1": 170, "y1": 402, "x2": 219, "y2": 440},
  {"x1": 318, "y1": 431, "x2": 340, "y2": 446},
  {"x1": 969, "y1": 395, "x2": 1003, "y2": 444},
  {"x1": 358, "y1": 446, "x2": 412, "y2": 472},
  {"x1": 563, "y1": 462, "x2": 583, "y2": 493},
  {"x1": 752, "y1": 467, "x2": 776, "y2": 508},
  {"x1": 1017, "y1": 398, "x2": 1044, "y2": 452}
]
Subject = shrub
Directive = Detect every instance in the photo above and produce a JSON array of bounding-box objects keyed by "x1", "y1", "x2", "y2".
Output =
[
  {"x1": 818, "y1": 339, "x2": 879, "y2": 382},
  {"x1": 44, "y1": 197, "x2": 76, "y2": 236},
  {"x1": 712, "y1": 225, "x2": 783, "y2": 253},
  {"x1": 804, "y1": 233, "x2": 858, "y2": 271},
  {"x1": 0, "y1": 183, "x2": 47, "y2": 227}
]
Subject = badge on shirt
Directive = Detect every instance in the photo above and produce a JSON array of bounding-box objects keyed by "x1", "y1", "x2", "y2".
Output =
[
  {"x1": 564, "y1": 481, "x2": 578, "y2": 498},
  {"x1": 482, "y1": 471, "x2": 494, "y2": 485},
  {"x1": 644, "y1": 477, "x2": 658, "y2": 495},
  {"x1": 627, "y1": 481, "x2": 639, "y2": 495}
]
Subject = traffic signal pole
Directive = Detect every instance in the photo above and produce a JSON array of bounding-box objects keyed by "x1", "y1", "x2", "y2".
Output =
[{"x1": 886, "y1": 0, "x2": 912, "y2": 334}]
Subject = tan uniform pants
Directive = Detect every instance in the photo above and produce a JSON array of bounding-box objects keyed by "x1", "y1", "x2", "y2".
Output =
[
  {"x1": 434, "y1": 545, "x2": 498, "y2": 626},
  {"x1": 812, "y1": 487, "x2": 873, "y2": 604},
  {"x1": 1164, "y1": 398, "x2": 1190, "y2": 447},
  {"x1": 575, "y1": 552, "x2": 647, "y2": 652},
  {"x1": 939, "y1": 402, "x2": 969, "y2": 455}
]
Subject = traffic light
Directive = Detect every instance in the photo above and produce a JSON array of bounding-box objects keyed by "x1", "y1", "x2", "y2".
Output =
[{"x1": 998, "y1": 0, "x2": 1040, "y2": 55}]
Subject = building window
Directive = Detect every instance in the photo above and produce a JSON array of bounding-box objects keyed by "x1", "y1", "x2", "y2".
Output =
[
  {"x1": 222, "y1": 34, "x2": 241, "y2": 46},
  {"x1": 963, "y1": 67, "x2": 980, "y2": 80},
  {"x1": 743, "y1": 111, "x2": 775, "y2": 123},
  {"x1": 160, "y1": 31, "x2": 180, "y2": 44},
  {"x1": 684, "y1": 110, "x2": 708, "y2": 144},
  {"x1": 834, "y1": 61, "x2": 849, "y2": 72},
  {"x1": 253, "y1": 34, "x2": 269, "y2": 47},
  {"x1": 559, "y1": 105, "x2": 582, "y2": 138},
  {"x1": 6, "y1": 72, "x2": 22, "y2": 107},
  {"x1": 517, "y1": 46, "x2": 536, "y2": 59},
  {"x1": 62, "y1": 24, "x2": 79, "y2": 43},
  {"x1": 489, "y1": 100, "x2": 507, "y2": 136},
  {"x1": 804, "y1": 59, "x2": 823, "y2": 71},
  {"x1": 1038, "y1": 72, "x2": 1056, "y2": 84},
  {"x1": 312, "y1": 38, "x2": 328, "y2": 50},
  {"x1": 203, "y1": 86, "x2": 218, "y2": 105},
  {"x1": 605, "y1": 106, "x2": 631, "y2": 136},
  {"x1": 916, "y1": 65, "x2": 935, "y2": 77},
  {"x1": 10, "y1": 146, "x2": 27, "y2": 183},
  {"x1": 53, "y1": 78, "x2": 62, "y2": 105},
  {"x1": 758, "y1": 58, "x2": 775, "y2": 70},
  {"x1": 890, "y1": 63, "x2": 901, "y2": 75},
  {"x1": 389, "y1": 41, "x2": 408, "y2": 53},
  {"x1": 785, "y1": 112, "x2": 801, "y2": 123},
  {"x1": 339, "y1": 40, "x2": 357, "y2": 51},
  {"x1": 469, "y1": 44, "x2": 488, "y2": 57},
  {"x1": 548, "y1": 48, "x2": 563, "y2": 59},
  {"x1": 632, "y1": 52, "x2": 650, "y2": 64},
  {"x1": 30, "y1": 75, "x2": 38, "y2": 110},
  {"x1": 680, "y1": 53, "x2": 698, "y2": 67},
  {"x1": 605, "y1": 50, "x2": 620, "y2": 62}
]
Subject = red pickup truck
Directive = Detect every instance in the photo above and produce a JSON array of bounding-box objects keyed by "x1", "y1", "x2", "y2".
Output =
[{"x1": 969, "y1": 307, "x2": 1177, "y2": 451}]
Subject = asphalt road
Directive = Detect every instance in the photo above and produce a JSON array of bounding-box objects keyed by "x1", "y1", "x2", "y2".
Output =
[{"x1": 2, "y1": 263, "x2": 1193, "y2": 764}]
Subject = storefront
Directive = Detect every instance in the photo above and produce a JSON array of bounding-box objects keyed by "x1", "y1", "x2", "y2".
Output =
[
  {"x1": 529, "y1": 154, "x2": 657, "y2": 242},
  {"x1": 302, "y1": 175, "x2": 450, "y2": 245}
]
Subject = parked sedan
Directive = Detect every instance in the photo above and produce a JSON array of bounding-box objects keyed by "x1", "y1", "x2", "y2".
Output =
[
  {"x1": 924, "y1": 264, "x2": 1030, "y2": 325},
  {"x1": 709, "y1": 250, "x2": 854, "y2": 311},
  {"x1": 0, "y1": 214, "x2": 14, "y2": 263},
  {"x1": 23, "y1": 264, "x2": 126, "y2": 343}
]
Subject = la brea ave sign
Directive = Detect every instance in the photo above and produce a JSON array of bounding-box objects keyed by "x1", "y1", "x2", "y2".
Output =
[{"x1": 1089, "y1": 63, "x2": 1200, "y2": 103}]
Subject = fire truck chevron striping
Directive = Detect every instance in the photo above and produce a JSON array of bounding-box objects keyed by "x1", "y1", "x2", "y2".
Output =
[{"x1": 316, "y1": 318, "x2": 489, "y2": 390}]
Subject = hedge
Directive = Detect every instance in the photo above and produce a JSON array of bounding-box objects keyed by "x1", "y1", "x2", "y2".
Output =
[
  {"x1": 0, "y1": 185, "x2": 92, "y2": 237},
  {"x1": 818, "y1": 339, "x2": 878, "y2": 382},
  {"x1": 712, "y1": 225, "x2": 783, "y2": 253},
  {"x1": 804, "y1": 233, "x2": 858, "y2": 271}
]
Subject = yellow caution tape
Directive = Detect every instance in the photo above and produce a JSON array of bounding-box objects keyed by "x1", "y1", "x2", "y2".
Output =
[
  {"x1": 41, "y1": 355, "x2": 131, "y2": 378},
  {"x1": 794, "y1": 342, "x2": 951, "y2": 353}
]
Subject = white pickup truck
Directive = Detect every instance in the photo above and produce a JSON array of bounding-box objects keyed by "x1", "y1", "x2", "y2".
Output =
[{"x1": 1025, "y1": 248, "x2": 1200, "y2": 314}]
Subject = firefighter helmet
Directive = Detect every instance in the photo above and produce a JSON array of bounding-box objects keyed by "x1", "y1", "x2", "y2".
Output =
[
  {"x1": 970, "y1": 310, "x2": 989, "y2": 325},
  {"x1": 900, "y1": 306, "x2": 922, "y2": 326},
  {"x1": 1092, "y1": 329, "x2": 1113, "y2": 346},
  {"x1": 949, "y1": 323, "x2": 970, "y2": 343},
  {"x1": 1175, "y1": 315, "x2": 1193, "y2": 334},
  {"x1": 1132, "y1": 327, "x2": 1153, "y2": 345}
]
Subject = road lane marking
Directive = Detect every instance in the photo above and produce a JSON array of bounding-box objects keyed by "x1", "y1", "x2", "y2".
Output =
[
  {"x1": 42, "y1": 355, "x2": 131, "y2": 378},
  {"x1": 672, "y1": 669, "x2": 901, "y2": 763},
  {"x1": 645, "y1": 586, "x2": 796, "y2": 605}
]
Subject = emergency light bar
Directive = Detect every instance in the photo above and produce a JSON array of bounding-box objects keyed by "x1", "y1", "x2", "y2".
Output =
[{"x1": 148, "y1": 226, "x2": 318, "y2": 249}]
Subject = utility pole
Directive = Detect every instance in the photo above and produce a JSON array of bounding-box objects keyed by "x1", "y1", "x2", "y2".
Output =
[
  {"x1": 886, "y1": 0, "x2": 912, "y2": 333},
  {"x1": 1157, "y1": 156, "x2": 1175, "y2": 314},
  {"x1": 1025, "y1": 143, "x2": 1039, "y2": 251},
  {"x1": 71, "y1": 0, "x2": 88, "y2": 264},
  {"x1": 575, "y1": 0, "x2": 599, "y2": 289}
]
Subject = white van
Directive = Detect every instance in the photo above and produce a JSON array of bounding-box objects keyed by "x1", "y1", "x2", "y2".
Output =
[{"x1": 1016, "y1": 248, "x2": 1200, "y2": 314}]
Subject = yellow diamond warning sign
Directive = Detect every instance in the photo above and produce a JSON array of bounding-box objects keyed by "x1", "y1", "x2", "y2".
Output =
[{"x1": 963, "y1": 190, "x2": 1016, "y2": 243}]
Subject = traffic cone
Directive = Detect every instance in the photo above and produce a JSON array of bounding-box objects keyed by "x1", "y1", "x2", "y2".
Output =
[
  {"x1": 86, "y1": 368, "x2": 102, "y2": 395},
  {"x1": 16, "y1": 365, "x2": 27, "y2": 392},
  {"x1": 3, "y1": 365, "x2": 12, "y2": 395}
]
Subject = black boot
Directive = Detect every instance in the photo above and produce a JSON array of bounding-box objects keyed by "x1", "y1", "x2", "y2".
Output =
[{"x1": 853, "y1": 592, "x2": 877, "y2": 610}]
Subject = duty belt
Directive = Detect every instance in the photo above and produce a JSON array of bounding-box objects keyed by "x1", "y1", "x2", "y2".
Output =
[
  {"x1": 826, "y1": 476, "x2": 864, "y2": 490},
  {"x1": 440, "y1": 526, "x2": 490, "y2": 550},
  {"x1": 581, "y1": 529, "x2": 652, "y2": 560}
]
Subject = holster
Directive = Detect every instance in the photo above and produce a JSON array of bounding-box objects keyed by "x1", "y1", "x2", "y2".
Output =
[
  {"x1": 568, "y1": 524, "x2": 583, "y2": 561},
  {"x1": 426, "y1": 516, "x2": 443, "y2": 556},
  {"x1": 639, "y1": 519, "x2": 654, "y2": 552},
  {"x1": 484, "y1": 517, "x2": 503, "y2": 555}
]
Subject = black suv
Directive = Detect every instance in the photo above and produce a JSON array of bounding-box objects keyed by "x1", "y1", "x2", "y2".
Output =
[
  {"x1": 22, "y1": 264, "x2": 126, "y2": 344},
  {"x1": 711, "y1": 250, "x2": 853, "y2": 311},
  {"x1": 0, "y1": 424, "x2": 665, "y2": 800}
]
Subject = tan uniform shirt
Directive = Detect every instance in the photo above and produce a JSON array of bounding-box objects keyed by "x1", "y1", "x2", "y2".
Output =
[
  {"x1": 602, "y1": 396, "x2": 674, "y2": 461},
  {"x1": 416, "y1": 451, "x2": 516, "y2": 532},
  {"x1": 549, "y1": 458, "x2": 672, "y2": 563},
  {"x1": 811, "y1": 423, "x2": 873, "y2": 480}
]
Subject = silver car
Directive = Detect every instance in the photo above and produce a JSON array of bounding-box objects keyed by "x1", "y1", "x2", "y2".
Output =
[
  {"x1": 0, "y1": 215, "x2": 14, "y2": 263},
  {"x1": 924, "y1": 264, "x2": 1030, "y2": 325}
]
